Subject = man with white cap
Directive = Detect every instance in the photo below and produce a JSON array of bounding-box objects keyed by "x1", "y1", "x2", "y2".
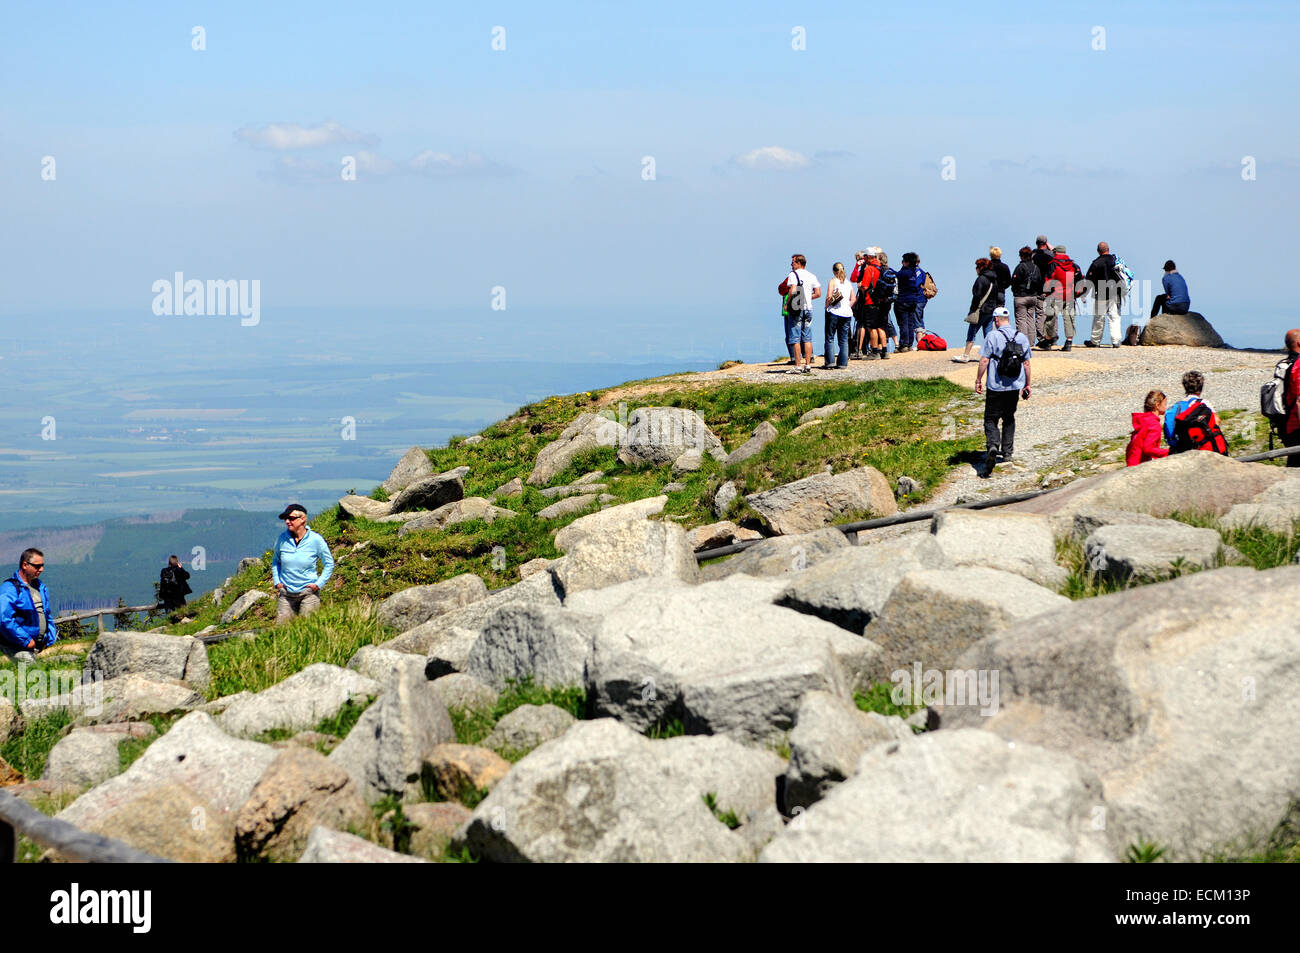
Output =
[{"x1": 975, "y1": 306, "x2": 1032, "y2": 468}]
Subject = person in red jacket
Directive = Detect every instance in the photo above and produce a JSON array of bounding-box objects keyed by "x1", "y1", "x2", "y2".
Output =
[
  {"x1": 1126, "y1": 389, "x2": 1170, "y2": 466},
  {"x1": 1041, "y1": 245, "x2": 1083, "y2": 352},
  {"x1": 1281, "y1": 328, "x2": 1300, "y2": 467}
]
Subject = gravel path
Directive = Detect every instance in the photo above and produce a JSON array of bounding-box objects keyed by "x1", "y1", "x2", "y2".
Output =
[{"x1": 626, "y1": 342, "x2": 1283, "y2": 510}]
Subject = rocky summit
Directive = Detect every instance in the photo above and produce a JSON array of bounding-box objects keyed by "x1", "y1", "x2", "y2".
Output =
[{"x1": 8, "y1": 360, "x2": 1300, "y2": 866}]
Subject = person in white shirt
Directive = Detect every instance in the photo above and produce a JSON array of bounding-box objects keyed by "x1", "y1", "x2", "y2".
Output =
[
  {"x1": 822, "y1": 262, "x2": 856, "y2": 369},
  {"x1": 778, "y1": 254, "x2": 821, "y2": 374}
]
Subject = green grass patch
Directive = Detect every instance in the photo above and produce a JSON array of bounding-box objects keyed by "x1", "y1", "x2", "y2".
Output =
[
  {"x1": 252, "y1": 696, "x2": 376, "y2": 745},
  {"x1": 1, "y1": 709, "x2": 73, "y2": 780},
  {"x1": 449, "y1": 677, "x2": 588, "y2": 751},
  {"x1": 854, "y1": 681, "x2": 924, "y2": 720},
  {"x1": 647, "y1": 718, "x2": 686, "y2": 739},
  {"x1": 703, "y1": 792, "x2": 741, "y2": 830},
  {"x1": 205, "y1": 602, "x2": 393, "y2": 699}
]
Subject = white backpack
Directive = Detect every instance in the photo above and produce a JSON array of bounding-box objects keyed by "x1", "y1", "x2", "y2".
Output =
[{"x1": 1261, "y1": 355, "x2": 1293, "y2": 422}]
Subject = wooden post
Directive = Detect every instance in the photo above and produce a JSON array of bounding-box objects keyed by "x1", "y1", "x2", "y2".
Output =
[{"x1": 96, "y1": 611, "x2": 104, "y2": 635}]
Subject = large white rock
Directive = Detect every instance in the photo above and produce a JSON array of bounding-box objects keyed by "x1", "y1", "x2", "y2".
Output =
[
  {"x1": 464, "y1": 603, "x2": 598, "y2": 691},
  {"x1": 42, "y1": 724, "x2": 155, "y2": 790},
  {"x1": 554, "y1": 496, "x2": 668, "y2": 552},
  {"x1": 617, "y1": 407, "x2": 727, "y2": 468},
  {"x1": 218, "y1": 664, "x2": 381, "y2": 739},
  {"x1": 939, "y1": 565, "x2": 1300, "y2": 860},
  {"x1": 701, "y1": 527, "x2": 850, "y2": 582},
  {"x1": 482, "y1": 703, "x2": 577, "y2": 755},
  {"x1": 452, "y1": 719, "x2": 751, "y2": 862},
  {"x1": 864, "y1": 567, "x2": 1071, "y2": 678},
  {"x1": 553, "y1": 520, "x2": 699, "y2": 597},
  {"x1": 338, "y1": 495, "x2": 393, "y2": 520},
  {"x1": 784, "y1": 691, "x2": 912, "y2": 810},
  {"x1": 381, "y1": 570, "x2": 561, "y2": 656},
  {"x1": 654, "y1": 734, "x2": 786, "y2": 825},
  {"x1": 1083, "y1": 522, "x2": 1224, "y2": 581},
  {"x1": 777, "y1": 534, "x2": 951, "y2": 633},
  {"x1": 762, "y1": 730, "x2": 1117, "y2": 862},
  {"x1": 221, "y1": 589, "x2": 271, "y2": 624},
  {"x1": 329, "y1": 664, "x2": 456, "y2": 803},
  {"x1": 930, "y1": 509, "x2": 1067, "y2": 588},
  {"x1": 83, "y1": 631, "x2": 210, "y2": 692},
  {"x1": 1220, "y1": 477, "x2": 1300, "y2": 535},
  {"x1": 382, "y1": 447, "x2": 435, "y2": 494},
  {"x1": 57, "y1": 712, "x2": 278, "y2": 839},
  {"x1": 376, "y1": 573, "x2": 489, "y2": 631},
  {"x1": 584, "y1": 579, "x2": 856, "y2": 744},
  {"x1": 745, "y1": 466, "x2": 898, "y2": 535},
  {"x1": 528, "y1": 412, "x2": 625, "y2": 486},
  {"x1": 390, "y1": 469, "x2": 466, "y2": 513}
]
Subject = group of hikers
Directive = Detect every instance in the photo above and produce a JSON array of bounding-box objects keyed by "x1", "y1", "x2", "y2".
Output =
[
  {"x1": 2, "y1": 503, "x2": 334, "y2": 662},
  {"x1": 778, "y1": 237, "x2": 1194, "y2": 370}
]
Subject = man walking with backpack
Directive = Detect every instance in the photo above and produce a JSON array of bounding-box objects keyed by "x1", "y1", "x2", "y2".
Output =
[{"x1": 975, "y1": 307, "x2": 1032, "y2": 468}]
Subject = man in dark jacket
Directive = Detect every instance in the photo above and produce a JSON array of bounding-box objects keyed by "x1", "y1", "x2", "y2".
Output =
[
  {"x1": 1011, "y1": 246, "x2": 1043, "y2": 342},
  {"x1": 1031, "y1": 235, "x2": 1056, "y2": 346},
  {"x1": 159, "y1": 555, "x2": 192, "y2": 611},
  {"x1": 0, "y1": 548, "x2": 58, "y2": 661},
  {"x1": 1085, "y1": 241, "x2": 1123, "y2": 348},
  {"x1": 893, "y1": 252, "x2": 927, "y2": 352}
]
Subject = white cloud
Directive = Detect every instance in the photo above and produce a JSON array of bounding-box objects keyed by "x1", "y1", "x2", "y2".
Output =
[
  {"x1": 234, "y1": 120, "x2": 378, "y2": 151},
  {"x1": 733, "y1": 146, "x2": 810, "y2": 170}
]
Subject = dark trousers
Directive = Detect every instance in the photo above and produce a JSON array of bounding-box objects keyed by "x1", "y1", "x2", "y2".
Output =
[
  {"x1": 895, "y1": 301, "x2": 922, "y2": 347},
  {"x1": 984, "y1": 388, "x2": 1020, "y2": 455},
  {"x1": 824, "y1": 313, "x2": 852, "y2": 366},
  {"x1": 1283, "y1": 427, "x2": 1300, "y2": 468},
  {"x1": 1150, "y1": 294, "x2": 1190, "y2": 318}
]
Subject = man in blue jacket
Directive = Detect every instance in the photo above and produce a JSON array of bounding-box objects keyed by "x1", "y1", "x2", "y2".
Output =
[
  {"x1": 271, "y1": 504, "x2": 334, "y2": 623},
  {"x1": 1150, "y1": 260, "x2": 1191, "y2": 317},
  {"x1": 0, "y1": 548, "x2": 58, "y2": 661}
]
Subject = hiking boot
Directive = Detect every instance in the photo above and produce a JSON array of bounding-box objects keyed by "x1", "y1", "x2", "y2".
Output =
[
  {"x1": 1061, "y1": 341, "x2": 1072, "y2": 351},
  {"x1": 880, "y1": 348, "x2": 890, "y2": 360},
  {"x1": 1084, "y1": 340, "x2": 1099, "y2": 348},
  {"x1": 864, "y1": 350, "x2": 880, "y2": 361},
  {"x1": 983, "y1": 449, "x2": 1000, "y2": 469}
]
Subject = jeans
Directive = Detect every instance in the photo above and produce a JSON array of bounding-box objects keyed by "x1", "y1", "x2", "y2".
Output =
[
  {"x1": 966, "y1": 310, "x2": 993, "y2": 344},
  {"x1": 825, "y1": 313, "x2": 852, "y2": 366},
  {"x1": 984, "y1": 387, "x2": 1020, "y2": 456},
  {"x1": 894, "y1": 301, "x2": 922, "y2": 347},
  {"x1": 785, "y1": 310, "x2": 813, "y2": 345},
  {"x1": 1150, "y1": 295, "x2": 1190, "y2": 318}
]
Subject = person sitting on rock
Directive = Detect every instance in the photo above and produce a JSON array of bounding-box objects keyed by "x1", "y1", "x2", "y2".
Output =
[
  {"x1": 0, "y1": 548, "x2": 58, "y2": 662},
  {"x1": 1150, "y1": 260, "x2": 1191, "y2": 317},
  {"x1": 1163, "y1": 371, "x2": 1227, "y2": 454},
  {"x1": 1126, "y1": 390, "x2": 1170, "y2": 466}
]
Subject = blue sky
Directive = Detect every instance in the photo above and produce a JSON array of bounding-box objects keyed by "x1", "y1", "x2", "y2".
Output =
[{"x1": 3, "y1": 0, "x2": 1297, "y2": 355}]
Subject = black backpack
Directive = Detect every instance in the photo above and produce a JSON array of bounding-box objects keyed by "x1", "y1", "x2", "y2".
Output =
[
  {"x1": 873, "y1": 268, "x2": 897, "y2": 307},
  {"x1": 995, "y1": 327, "x2": 1026, "y2": 380}
]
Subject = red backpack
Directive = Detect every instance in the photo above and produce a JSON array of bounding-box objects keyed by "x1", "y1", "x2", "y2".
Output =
[
  {"x1": 916, "y1": 330, "x2": 947, "y2": 351},
  {"x1": 1172, "y1": 399, "x2": 1228, "y2": 455}
]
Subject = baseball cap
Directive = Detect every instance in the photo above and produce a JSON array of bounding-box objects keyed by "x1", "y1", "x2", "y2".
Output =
[
  {"x1": 1035, "y1": 234, "x2": 1049, "y2": 245},
  {"x1": 992, "y1": 306, "x2": 1011, "y2": 319},
  {"x1": 278, "y1": 503, "x2": 307, "y2": 520}
]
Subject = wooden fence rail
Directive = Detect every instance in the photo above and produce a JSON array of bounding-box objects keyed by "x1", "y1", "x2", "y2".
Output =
[
  {"x1": 51, "y1": 603, "x2": 160, "y2": 635},
  {"x1": 0, "y1": 791, "x2": 170, "y2": 863}
]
